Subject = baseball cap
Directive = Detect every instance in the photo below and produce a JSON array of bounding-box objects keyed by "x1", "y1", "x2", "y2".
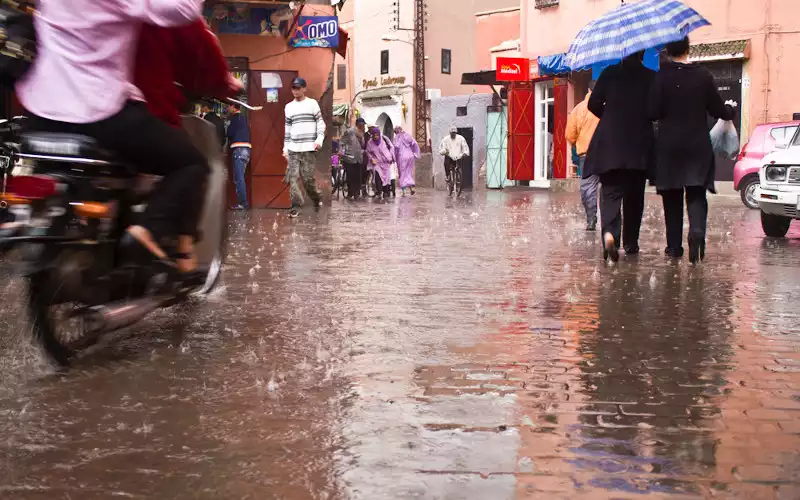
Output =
[
  {"x1": 355, "y1": 117, "x2": 366, "y2": 125},
  {"x1": 291, "y1": 77, "x2": 307, "y2": 88}
]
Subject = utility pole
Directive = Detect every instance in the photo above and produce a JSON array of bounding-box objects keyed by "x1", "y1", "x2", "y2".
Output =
[{"x1": 413, "y1": 0, "x2": 428, "y2": 151}]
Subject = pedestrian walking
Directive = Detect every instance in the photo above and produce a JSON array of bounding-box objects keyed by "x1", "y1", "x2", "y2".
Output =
[
  {"x1": 226, "y1": 101, "x2": 251, "y2": 210},
  {"x1": 648, "y1": 36, "x2": 736, "y2": 264},
  {"x1": 365, "y1": 126, "x2": 396, "y2": 199},
  {"x1": 566, "y1": 84, "x2": 600, "y2": 230},
  {"x1": 283, "y1": 76, "x2": 325, "y2": 218},
  {"x1": 393, "y1": 126, "x2": 420, "y2": 196},
  {"x1": 341, "y1": 117, "x2": 366, "y2": 200},
  {"x1": 585, "y1": 51, "x2": 656, "y2": 262}
]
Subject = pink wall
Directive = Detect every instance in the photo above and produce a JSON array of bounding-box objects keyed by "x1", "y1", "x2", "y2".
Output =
[
  {"x1": 521, "y1": 0, "x2": 800, "y2": 138},
  {"x1": 475, "y1": 9, "x2": 521, "y2": 71}
]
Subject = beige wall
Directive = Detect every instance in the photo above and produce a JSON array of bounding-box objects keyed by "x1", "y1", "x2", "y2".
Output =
[
  {"x1": 475, "y1": 8, "x2": 521, "y2": 71},
  {"x1": 333, "y1": 0, "x2": 355, "y2": 108},
  {"x1": 521, "y1": 0, "x2": 800, "y2": 139}
]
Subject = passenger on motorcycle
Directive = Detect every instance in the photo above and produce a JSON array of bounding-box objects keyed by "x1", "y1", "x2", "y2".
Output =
[{"x1": 16, "y1": 0, "x2": 213, "y2": 281}]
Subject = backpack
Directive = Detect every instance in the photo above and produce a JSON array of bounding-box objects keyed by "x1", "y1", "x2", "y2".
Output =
[{"x1": 0, "y1": 1, "x2": 36, "y2": 88}]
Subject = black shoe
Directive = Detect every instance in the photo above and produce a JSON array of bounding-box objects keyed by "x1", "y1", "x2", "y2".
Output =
[
  {"x1": 624, "y1": 245, "x2": 640, "y2": 255},
  {"x1": 688, "y1": 238, "x2": 705, "y2": 265},
  {"x1": 288, "y1": 208, "x2": 299, "y2": 218},
  {"x1": 603, "y1": 232, "x2": 619, "y2": 262},
  {"x1": 586, "y1": 222, "x2": 596, "y2": 231},
  {"x1": 314, "y1": 200, "x2": 322, "y2": 211},
  {"x1": 664, "y1": 247, "x2": 684, "y2": 258}
]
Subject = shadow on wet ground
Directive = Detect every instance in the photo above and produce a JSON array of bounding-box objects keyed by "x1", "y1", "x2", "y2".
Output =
[{"x1": 1, "y1": 189, "x2": 800, "y2": 499}]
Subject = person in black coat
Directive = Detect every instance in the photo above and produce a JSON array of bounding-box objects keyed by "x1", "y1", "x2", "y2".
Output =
[
  {"x1": 200, "y1": 100, "x2": 226, "y2": 151},
  {"x1": 585, "y1": 52, "x2": 656, "y2": 261},
  {"x1": 648, "y1": 36, "x2": 735, "y2": 263}
]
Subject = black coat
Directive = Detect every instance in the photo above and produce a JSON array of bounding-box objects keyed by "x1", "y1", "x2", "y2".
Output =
[
  {"x1": 648, "y1": 62, "x2": 734, "y2": 192},
  {"x1": 204, "y1": 112, "x2": 226, "y2": 150},
  {"x1": 583, "y1": 59, "x2": 656, "y2": 179}
]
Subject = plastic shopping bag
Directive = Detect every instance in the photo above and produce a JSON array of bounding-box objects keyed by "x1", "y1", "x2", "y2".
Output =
[{"x1": 710, "y1": 119, "x2": 739, "y2": 160}]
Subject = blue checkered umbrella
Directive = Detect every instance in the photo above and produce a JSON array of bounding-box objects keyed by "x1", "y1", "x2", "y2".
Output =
[{"x1": 564, "y1": 0, "x2": 710, "y2": 71}]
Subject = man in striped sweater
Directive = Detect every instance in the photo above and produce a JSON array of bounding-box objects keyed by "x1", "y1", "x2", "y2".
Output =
[{"x1": 283, "y1": 76, "x2": 326, "y2": 218}]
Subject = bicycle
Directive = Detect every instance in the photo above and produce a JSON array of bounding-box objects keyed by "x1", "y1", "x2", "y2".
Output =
[{"x1": 445, "y1": 156, "x2": 463, "y2": 197}]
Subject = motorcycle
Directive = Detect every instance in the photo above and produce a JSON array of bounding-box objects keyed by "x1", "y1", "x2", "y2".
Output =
[{"x1": 0, "y1": 114, "x2": 228, "y2": 366}]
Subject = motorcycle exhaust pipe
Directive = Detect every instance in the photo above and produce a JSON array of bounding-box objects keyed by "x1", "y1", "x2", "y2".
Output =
[{"x1": 84, "y1": 295, "x2": 172, "y2": 334}]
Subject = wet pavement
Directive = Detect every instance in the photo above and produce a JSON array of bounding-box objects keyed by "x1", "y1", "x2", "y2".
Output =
[{"x1": 1, "y1": 189, "x2": 800, "y2": 499}]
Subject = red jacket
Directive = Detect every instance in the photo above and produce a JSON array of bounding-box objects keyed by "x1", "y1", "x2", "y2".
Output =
[{"x1": 134, "y1": 21, "x2": 234, "y2": 128}]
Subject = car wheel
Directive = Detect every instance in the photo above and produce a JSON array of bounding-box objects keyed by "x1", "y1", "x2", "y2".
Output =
[
  {"x1": 739, "y1": 176, "x2": 760, "y2": 209},
  {"x1": 761, "y1": 211, "x2": 792, "y2": 238}
]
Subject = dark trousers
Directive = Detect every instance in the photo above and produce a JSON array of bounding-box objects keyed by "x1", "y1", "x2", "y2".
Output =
[
  {"x1": 375, "y1": 174, "x2": 391, "y2": 197},
  {"x1": 344, "y1": 161, "x2": 361, "y2": 198},
  {"x1": 599, "y1": 170, "x2": 647, "y2": 250},
  {"x1": 660, "y1": 186, "x2": 708, "y2": 251},
  {"x1": 30, "y1": 101, "x2": 208, "y2": 240}
]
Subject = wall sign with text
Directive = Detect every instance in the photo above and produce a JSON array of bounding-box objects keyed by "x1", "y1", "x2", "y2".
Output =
[
  {"x1": 496, "y1": 57, "x2": 530, "y2": 82},
  {"x1": 290, "y1": 16, "x2": 339, "y2": 48}
]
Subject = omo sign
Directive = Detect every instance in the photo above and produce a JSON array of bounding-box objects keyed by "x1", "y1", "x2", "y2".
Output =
[
  {"x1": 290, "y1": 16, "x2": 339, "y2": 48},
  {"x1": 496, "y1": 57, "x2": 530, "y2": 82}
]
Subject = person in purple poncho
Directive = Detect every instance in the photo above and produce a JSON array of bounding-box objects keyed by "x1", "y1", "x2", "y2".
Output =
[
  {"x1": 365, "y1": 126, "x2": 396, "y2": 200},
  {"x1": 393, "y1": 126, "x2": 420, "y2": 196}
]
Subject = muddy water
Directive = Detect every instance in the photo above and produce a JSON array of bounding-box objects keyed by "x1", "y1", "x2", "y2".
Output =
[{"x1": 0, "y1": 190, "x2": 799, "y2": 499}]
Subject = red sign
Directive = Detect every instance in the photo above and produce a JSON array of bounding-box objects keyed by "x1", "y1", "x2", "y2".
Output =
[{"x1": 496, "y1": 57, "x2": 530, "y2": 82}]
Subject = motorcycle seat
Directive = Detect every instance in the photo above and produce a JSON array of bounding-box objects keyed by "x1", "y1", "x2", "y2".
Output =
[{"x1": 20, "y1": 132, "x2": 117, "y2": 163}]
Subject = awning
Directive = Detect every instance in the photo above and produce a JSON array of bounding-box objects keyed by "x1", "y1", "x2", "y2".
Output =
[
  {"x1": 689, "y1": 39, "x2": 749, "y2": 62},
  {"x1": 333, "y1": 103, "x2": 349, "y2": 117},
  {"x1": 360, "y1": 87, "x2": 402, "y2": 100},
  {"x1": 337, "y1": 27, "x2": 349, "y2": 58},
  {"x1": 538, "y1": 53, "x2": 569, "y2": 76},
  {"x1": 461, "y1": 70, "x2": 503, "y2": 86}
]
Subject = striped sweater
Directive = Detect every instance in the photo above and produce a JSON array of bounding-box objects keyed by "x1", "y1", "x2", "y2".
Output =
[{"x1": 283, "y1": 97, "x2": 326, "y2": 155}]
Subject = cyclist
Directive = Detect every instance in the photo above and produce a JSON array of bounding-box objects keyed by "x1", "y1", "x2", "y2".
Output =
[{"x1": 439, "y1": 125, "x2": 470, "y2": 193}]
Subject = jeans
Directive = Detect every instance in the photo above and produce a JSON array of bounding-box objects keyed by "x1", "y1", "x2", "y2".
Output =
[
  {"x1": 30, "y1": 101, "x2": 208, "y2": 240},
  {"x1": 578, "y1": 156, "x2": 599, "y2": 227},
  {"x1": 232, "y1": 147, "x2": 250, "y2": 208}
]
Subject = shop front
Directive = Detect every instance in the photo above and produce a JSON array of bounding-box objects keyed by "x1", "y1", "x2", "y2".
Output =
[{"x1": 210, "y1": 1, "x2": 345, "y2": 208}]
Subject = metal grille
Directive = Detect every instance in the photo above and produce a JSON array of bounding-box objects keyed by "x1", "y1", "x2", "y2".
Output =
[
  {"x1": 783, "y1": 205, "x2": 798, "y2": 218},
  {"x1": 788, "y1": 166, "x2": 800, "y2": 185}
]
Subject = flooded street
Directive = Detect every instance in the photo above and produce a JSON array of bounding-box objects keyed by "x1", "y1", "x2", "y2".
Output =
[{"x1": 1, "y1": 189, "x2": 800, "y2": 499}]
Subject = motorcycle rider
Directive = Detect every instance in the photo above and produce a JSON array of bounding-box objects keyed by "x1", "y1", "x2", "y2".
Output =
[{"x1": 16, "y1": 0, "x2": 211, "y2": 281}]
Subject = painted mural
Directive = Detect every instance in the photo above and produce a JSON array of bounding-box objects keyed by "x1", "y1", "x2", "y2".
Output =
[{"x1": 205, "y1": 3, "x2": 294, "y2": 36}]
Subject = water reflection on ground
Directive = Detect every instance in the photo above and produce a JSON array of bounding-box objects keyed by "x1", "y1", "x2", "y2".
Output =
[{"x1": 0, "y1": 190, "x2": 799, "y2": 499}]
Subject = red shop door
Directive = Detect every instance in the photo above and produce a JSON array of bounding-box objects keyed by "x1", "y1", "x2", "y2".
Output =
[
  {"x1": 507, "y1": 82, "x2": 535, "y2": 181},
  {"x1": 237, "y1": 70, "x2": 298, "y2": 209}
]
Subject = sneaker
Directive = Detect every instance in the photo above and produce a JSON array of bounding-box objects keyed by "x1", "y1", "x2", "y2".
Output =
[
  {"x1": 314, "y1": 200, "x2": 323, "y2": 211},
  {"x1": 288, "y1": 208, "x2": 299, "y2": 218},
  {"x1": 232, "y1": 204, "x2": 247, "y2": 211}
]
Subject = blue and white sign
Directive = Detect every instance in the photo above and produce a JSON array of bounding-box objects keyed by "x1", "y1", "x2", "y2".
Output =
[{"x1": 290, "y1": 16, "x2": 339, "y2": 48}]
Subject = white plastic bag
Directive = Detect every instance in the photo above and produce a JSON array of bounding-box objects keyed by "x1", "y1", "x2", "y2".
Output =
[{"x1": 710, "y1": 119, "x2": 739, "y2": 160}]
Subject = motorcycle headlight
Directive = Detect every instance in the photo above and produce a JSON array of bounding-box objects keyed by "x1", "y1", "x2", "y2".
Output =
[{"x1": 765, "y1": 165, "x2": 787, "y2": 182}]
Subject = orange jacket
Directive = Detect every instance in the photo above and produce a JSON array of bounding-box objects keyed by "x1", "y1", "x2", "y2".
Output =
[{"x1": 565, "y1": 91, "x2": 599, "y2": 156}]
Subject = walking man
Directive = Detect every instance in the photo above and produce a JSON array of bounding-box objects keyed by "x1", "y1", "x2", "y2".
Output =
[
  {"x1": 439, "y1": 126, "x2": 470, "y2": 193},
  {"x1": 283, "y1": 76, "x2": 325, "y2": 217},
  {"x1": 566, "y1": 84, "x2": 600, "y2": 230},
  {"x1": 341, "y1": 117, "x2": 366, "y2": 200},
  {"x1": 226, "y1": 102, "x2": 251, "y2": 210}
]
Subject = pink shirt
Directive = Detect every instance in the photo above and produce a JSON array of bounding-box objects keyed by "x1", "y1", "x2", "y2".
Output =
[{"x1": 16, "y1": 0, "x2": 203, "y2": 124}]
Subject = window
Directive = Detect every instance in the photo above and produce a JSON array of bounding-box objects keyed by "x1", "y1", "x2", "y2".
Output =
[
  {"x1": 456, "y1": 106, "x2": 467, "y2": 117},
  {"x1": 441, "y1": 49, "x2": 452, "y2": 74},
  {"x1": 770, "y1": 126, "x2": 798, "y2": 146},
  {"x1": 337, "y1": 64, "x2": 347, "y2": 90},
  {"x1": 380, "y1": 50, "x2": 389, "y2": 75}
]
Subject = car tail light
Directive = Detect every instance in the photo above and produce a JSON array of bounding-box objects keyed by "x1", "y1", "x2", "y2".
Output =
[
  {"x1": 737, "y1": 142, "x2": 749, "y2": 161},
  {"x1": 6, "y1": 175, "x2": 57, "y2": 200}
]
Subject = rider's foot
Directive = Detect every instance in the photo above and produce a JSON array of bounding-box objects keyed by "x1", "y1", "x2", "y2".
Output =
[
  {"x1": 126, "y1": 225, "x2": 169, "y2": 261},
  {"x1": 288, "y1": 208, "x2": 300, "y2": 218},
  {"x1": 176, "y1": 235, "x2": 198, "y2": 273}
]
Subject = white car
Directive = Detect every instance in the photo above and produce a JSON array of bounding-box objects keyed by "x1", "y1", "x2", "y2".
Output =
[{"x1": 759, "y1": 126, "x2": 800, "y2": 237}]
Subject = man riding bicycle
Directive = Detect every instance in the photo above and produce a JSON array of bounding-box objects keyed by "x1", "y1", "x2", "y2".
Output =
[{"x1": 439, "y1": 126, "x2": 470, "y2": 194}]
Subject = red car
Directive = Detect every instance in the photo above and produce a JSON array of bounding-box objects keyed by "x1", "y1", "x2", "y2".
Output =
[{"x1": 734, "y1": 120, "x2": 800, "y2": 208}]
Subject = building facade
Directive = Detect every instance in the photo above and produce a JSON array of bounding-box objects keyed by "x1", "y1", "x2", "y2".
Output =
[{"x1": 518, "y1": 0, "x2": 800, "y2": 184}]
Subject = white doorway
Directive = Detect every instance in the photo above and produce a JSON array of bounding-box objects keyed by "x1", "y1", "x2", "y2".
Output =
[{"x1": 533, "y1": 80, "x2": 555, "y2": 185}]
